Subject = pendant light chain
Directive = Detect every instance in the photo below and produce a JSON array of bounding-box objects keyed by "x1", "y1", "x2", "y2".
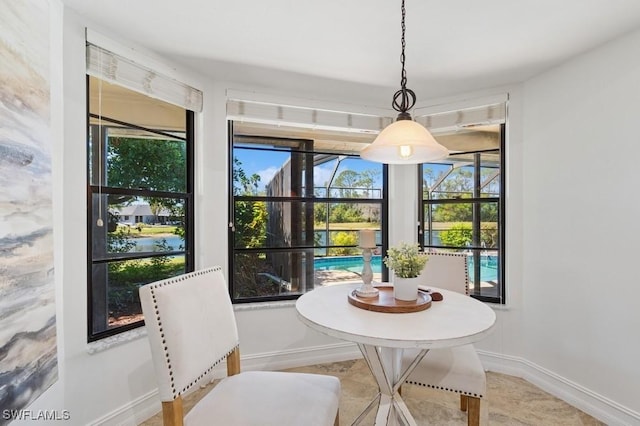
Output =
[
  {"x1": 400, "y1": 0, "x2": 407, "y2": 91},
  {"x1": 392, "y1": 0, "x2": 416, "y2": 119}
]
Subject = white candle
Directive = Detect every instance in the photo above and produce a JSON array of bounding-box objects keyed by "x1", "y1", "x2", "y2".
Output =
[{"x1": 359, "y1": 229, "x2": 376, "y2": 248}]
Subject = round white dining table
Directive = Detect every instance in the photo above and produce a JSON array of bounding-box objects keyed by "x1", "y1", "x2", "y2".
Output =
[{"x1": 296, "y1": 283, "x2": 496, "y2": 426}]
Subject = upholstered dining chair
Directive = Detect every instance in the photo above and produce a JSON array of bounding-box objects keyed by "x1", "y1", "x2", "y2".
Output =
[
  {"x1": 401, "y1": 252, "x2": 486, "y2": 426},
  {"x1": 140, "y1": 267, "x2": 341, "y2": 426}
]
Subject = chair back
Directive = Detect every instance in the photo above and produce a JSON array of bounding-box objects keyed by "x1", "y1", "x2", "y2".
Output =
[
  {"x1": 418, "y1": 252, "x2": 468, "y2": 295},
  {"x1": 139, "y1": 267, "x2": 238, "y2": 401}
]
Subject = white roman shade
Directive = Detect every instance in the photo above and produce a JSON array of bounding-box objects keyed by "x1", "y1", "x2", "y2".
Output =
[
  {"x1": 227, "y1": 93, "x2": 506, "y2": 137},
  {"x1": 414, "y1": 94, "x2": 508, "y2": 133},
  {"x1": 226, "y1": 91, "x2": 392, "y2": 135},
  {"x1": 86, "y1": 42, "x2": 203, "y2": 112}
]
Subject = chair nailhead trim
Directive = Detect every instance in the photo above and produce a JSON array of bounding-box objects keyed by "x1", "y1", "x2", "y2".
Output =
[
  {"x1": 420, "y1": 252, "x2": 470, "y2": 295},
  {"x1": 178, "y1": 345, "x2": 238, "y2": 395},
  {"x1": 405, "y1": 380, "x2": 483, "y2": 398},
  {"x1": 146, "y1": 267, "x2": 234, "y2": 398}
]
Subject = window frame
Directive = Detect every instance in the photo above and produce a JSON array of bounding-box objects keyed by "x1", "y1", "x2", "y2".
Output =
[
  {"x1": 228, "y1": 121, "x2": 389, "y2": 303},
  {"x1": 418, "y1": 123, "x2": 505, "y2": 304},
  {"x1": 86, "y1": 76, "x2": 195, "y2": 342}
]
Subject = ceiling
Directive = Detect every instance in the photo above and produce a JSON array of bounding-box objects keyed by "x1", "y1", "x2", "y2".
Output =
[{"x1": 63, "y1": 0, "x2": 640, "y2": 99}]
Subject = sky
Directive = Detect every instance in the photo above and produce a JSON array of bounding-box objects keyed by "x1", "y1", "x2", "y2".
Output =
[{"x1": 234, "y1": 148, "x2": 382, "y2": 193}]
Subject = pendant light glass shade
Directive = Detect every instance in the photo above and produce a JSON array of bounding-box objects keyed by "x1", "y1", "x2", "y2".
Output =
[{"x1": 361, "y1": 119, "x2": 449, "y2": 164}]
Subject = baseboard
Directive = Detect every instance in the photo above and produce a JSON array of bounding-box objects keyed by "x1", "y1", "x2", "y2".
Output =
[
  {"x1": 478, "y1": 350, "x2": 640, "y2": 426},
  {"x1": 88, "y1": 388, "x2": 159, "y2": 426},
  {"x1": 240, "y1": 342, "x2": 361, "y2": 372},
  {"x1": 202, "y1": 341, "x2": 362, "y2": 379}
]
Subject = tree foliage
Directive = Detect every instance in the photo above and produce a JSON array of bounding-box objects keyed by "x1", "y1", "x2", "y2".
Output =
[
  {"x1": 230, "y1": 158, "x2": 272, "y2": 296},
  {"x1": 358, "y1": 169, "x2": 381, "y2": 197},
  {"x1": 333, "y1": 170, "x2": 360, "y2": 197},
  {"x1": 331, "y1": 204, "x2": 363, "y2": 223},
  {"x1": 233, "y1": 157, "x2": 260, "y2": 195},
  {"x1": 314, "y1": 203, "x2": 328, "y2": 223},
  {"x1": 233, "y1": 157, "x2": 267, "y2": 248},
  {"x1": 107, "y1": 137, "x2": 186, "y2": 192},
  {"x1": 234, "y1": 201, "x2": 267, "y2": 248},
  {"x1": 106, "y1": 137, "x2": 187, "y2": 237},
  {"x1": 331, "y1": 168, "x2": 382, "y2": 198}
]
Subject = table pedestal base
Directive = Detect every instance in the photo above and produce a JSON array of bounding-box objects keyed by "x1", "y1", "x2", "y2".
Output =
[{"x1": 353, "y1": 345, "x2": 429, "y2": 426}]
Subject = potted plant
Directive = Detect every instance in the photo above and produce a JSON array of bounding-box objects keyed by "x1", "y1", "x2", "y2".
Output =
[{"x1": 383, "y1": 242, "x2": 428, "y2": 301}]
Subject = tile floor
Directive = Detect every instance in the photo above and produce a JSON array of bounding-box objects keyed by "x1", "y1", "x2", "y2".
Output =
[{"x1": 140, "y1": 359, "x2": 605, "y2": 425}]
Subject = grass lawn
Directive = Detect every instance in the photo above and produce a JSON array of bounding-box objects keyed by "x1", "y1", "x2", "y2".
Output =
[
  {"x1": 116, "y1": 224, "x2": 178, "y2": 236},
  {"x1": 139, "y1": 225, "x2": 177, "y2": 235},
  {"x1": 119, "y1": 256, "x2": 185, "y2": 267}
]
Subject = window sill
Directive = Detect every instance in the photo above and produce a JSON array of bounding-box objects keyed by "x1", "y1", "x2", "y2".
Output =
[
  {"x1": 86, "y1": 326, "x2": 147, "y2": 354},
  {"x1": 233, "y1": 299, "x2": 297, "y2": 311},
  {"x1": 486, "y1": 301, "x2": 510, "y2": 311}
]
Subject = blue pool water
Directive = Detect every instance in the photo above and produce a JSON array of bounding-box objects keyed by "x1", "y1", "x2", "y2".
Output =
[
  {"x1": 314, "y1": 255, "x2": 382, "y2": 274},
  {"x1": 467, "y1": 255, "x2": 499, "y2": 282},
  {"x1": 313, "y1": 254, "x2": 498, "y2": 282}
]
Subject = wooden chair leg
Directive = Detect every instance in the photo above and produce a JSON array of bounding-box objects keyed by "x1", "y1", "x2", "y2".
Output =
[
  {"x1": 162, "y1": 397, "x2": 184, "y2": 426},
  {"x1": 227, "y1": 347, "x2": 241, "y2": 376},
  {"x1": 467, "y1": 396, "x2": 480, "y2": 426},
  {"x1": 460, "y1": 394, "x2": 468, "y2": 412},
  {"x1": 334, "y1": 409, "x2": 339, "y2": 426}
]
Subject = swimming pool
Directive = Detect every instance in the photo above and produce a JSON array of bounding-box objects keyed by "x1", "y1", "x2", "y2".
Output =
[
  {"x1": 313, "y1": 255, "x2": 382, "y2": 274},
  {"x1": 467, "y1": 255, "x2": 499, "y2": 282},
  {"x1": 313, "y1": 254, "x2": 498, "y2": 282}
]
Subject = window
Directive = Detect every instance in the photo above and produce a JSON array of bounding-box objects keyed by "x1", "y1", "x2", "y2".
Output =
[
  {"x1": 229, "y1": 121, "x2": 388, "y2": 302},
  {"x1": 419, "y1": 123, "x2": 505, "y2": 303},
  {"x1": 87, "y1": 76, "x2": 194, "y2": 341}
]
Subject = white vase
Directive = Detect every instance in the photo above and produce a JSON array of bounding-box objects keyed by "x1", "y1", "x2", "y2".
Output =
[{"x1": 394, "y1": 276, "x2": 420, "y2": 301}]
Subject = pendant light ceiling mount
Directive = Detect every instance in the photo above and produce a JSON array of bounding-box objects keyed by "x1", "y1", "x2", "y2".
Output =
[{"x1": 361, "y1": 0, "x2": 449, "y2": 165}]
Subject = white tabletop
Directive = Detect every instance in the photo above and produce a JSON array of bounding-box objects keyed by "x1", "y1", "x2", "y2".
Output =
[{"x1": 296, "y1": 283, "x2": 496, "y2": 349}]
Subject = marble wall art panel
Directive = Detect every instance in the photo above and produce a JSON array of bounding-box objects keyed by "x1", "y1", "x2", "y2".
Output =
[{"x1": 0, "y1": 0, "x2": 57, "y2": 417}]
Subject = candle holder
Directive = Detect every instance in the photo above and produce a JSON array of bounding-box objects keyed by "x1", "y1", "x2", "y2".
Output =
[{"x1": 355, "y1": 246, "x2": 379, "y2": 298}]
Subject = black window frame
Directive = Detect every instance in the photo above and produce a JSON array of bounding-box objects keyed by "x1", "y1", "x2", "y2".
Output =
[
  {"x1": 418, "y1": 123, "x2": 505, "y2": 304},
  {"x1": 86, "y1": 76, "x2": 195, "y2": 342},
  {"x1": 228, "y1": 121, "x2": 388, "y2": 303}
]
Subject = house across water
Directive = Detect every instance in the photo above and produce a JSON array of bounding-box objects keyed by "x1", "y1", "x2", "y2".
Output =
[{"x1": 110, "y1": 204, "x2": 173, "y2": 225}]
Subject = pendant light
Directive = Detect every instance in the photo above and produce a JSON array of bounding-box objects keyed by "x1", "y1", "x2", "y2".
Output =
[{"x1": 361, "y1": 0, "x2": 449, "y2": 164}]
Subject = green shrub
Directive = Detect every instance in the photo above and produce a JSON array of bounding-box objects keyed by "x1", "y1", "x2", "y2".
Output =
[
  {"x1": 440, "y1": 223, "x2": 473, "y2": 247},
  {"x1": 328, "y1": 231, "x2": 359, "y2": 256},
  {"x1": 440, "y1": 222, "x2": 498, "y2": 248}
]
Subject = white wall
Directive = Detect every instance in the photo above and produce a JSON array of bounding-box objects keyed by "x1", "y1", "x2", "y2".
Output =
[
  {"x1": 33, "y1": 3, "x2": 384, "y2": 425},
  {"x1": 26, "y1": 0, "x2": 639, "y2": 424},
  {"x1": 521, "y1": 27, "x2": 640, "y2": 420}
]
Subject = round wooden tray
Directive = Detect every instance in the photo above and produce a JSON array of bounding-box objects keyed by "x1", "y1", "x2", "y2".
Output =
[{"x1": 347, "y1": 286, "x2": 432, "y2": 313}]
